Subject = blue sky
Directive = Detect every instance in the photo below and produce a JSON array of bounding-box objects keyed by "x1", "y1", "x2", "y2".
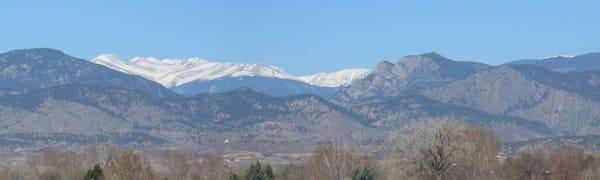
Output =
[{"x1": 1, "y1": 1, "x2": 599, "y2": 75}]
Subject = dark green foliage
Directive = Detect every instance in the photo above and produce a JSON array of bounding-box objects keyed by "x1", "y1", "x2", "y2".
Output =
[
  {"x1": 84, "y1": 164, "x2": 103, "y2": 180},
  {"x1": 228, "y1": 174, "x2": 240, "y2": 180},
  {"x1": 263, "y1": 164, "x2": 275, "y2": 180},
  {"x1": 352, "y1": 166, "x2": 374, "y2": 180},
  {"x1": 243, "y1": 161, "x2": 275, "y2": 180}
]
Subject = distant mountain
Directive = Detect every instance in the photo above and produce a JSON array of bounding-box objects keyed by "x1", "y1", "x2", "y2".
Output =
[
  {"x1": 506, "y1": 53, "x2": 600, "y2": 72},
  {"x1": 92, "y1": 54, "x2": 369, "y2": 96},
  {"x1": 333, "y1": 52, "x2": 490, "y2": 104},
  {"x1": 0, "y1": 85, "x2": 379, "y2": 152},
  {"x1": 0, "y1": 48, "x2": 176, "y2": 97},
  {"x1": 504, "y1": 135, "x2": 600, "y2": 153},
  {"x1": 171, "y1": 76, "x2": 336, "y2": 96},
  {"x1": 0, "y1": 83, "x2": 554, "y2": 151},
  {"x1": 4, "y1": 48, "x2": 600, "y2": 152},
  {"x1": 92, "y1": 54, "x2": 298, "y2": 87},
  {"x1": 351, "y1": 95, "x2": 553, "y2": 142},
  {"x1": 424, "y1": 64, "x2": 600, "y2": 134},
  {"x1": 299, "y1": 69, "x2": 370, "y2": 87}
]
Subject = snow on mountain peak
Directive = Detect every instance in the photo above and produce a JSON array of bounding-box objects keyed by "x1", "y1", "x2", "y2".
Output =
[
  {"x1": 92, "y1": 54, "x2": 371, "y2": 88},
  {"x1": 92, "y1": 54, "x2": 297, "y2": 87},
  {"x1": 541, "y1": 55, "x2": 575, "y2": 60},
  {"x1": 300, "y1": 69, "x2": 371, "y2": 87}
]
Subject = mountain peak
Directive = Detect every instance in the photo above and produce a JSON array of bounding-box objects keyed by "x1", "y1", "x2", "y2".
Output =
[
  {"x1": 375, "y1": 60, "x2": 394, "y2": 68},
  {"x1": 335, "y1": 52, "x2": 490, "y2": 103},
  {"x1": 0, "y1": 48, "x2": 177, "y2": 97},
  {"x1": 2, "y1": 48, "x2": 69, "y2": 60},
  {"x1": 299, "y1": 68, "x2": 370, "y2": 87},
  {"x1": 8, "y1": 48, "x2": 65, "y2": 54},
  {"x1": 92, "y1": 53, "x2": 371, "y2": 88},
  {"x1": 91, "y1": 54, "x2": 298, "y2": 87},
  {"x1": 421, "y1": 52, "x2": 445, "y2": 59},
  {"x1": 398, "y1": 52, "x2": 449, "y2": 64},
  {"x1": 93, "y1": 54, "x2": 125, "y2": 63}
]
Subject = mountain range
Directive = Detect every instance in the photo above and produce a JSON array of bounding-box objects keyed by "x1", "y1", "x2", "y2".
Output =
[
  {"x1": 332, "y1": 52, "x2": 490, "y2": 104},
  {"x1": 1, "y1": 48, "x2": 600, "y2": 153},
  {"x1": 0, "y1": 49, "x2": 176, "y2": 97},
  {"x1": 506, "y1": 53, "x2": 600, "y2": 72},
  {"x1": 92, "y1": 54, "x2": 370, "y2": 96}
]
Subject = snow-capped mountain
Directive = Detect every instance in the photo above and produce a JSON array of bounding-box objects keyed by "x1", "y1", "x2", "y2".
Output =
[
  {"x1": 541, "y1": 55, "x2": 575, "y2": 59},
  {"x1": 92, "y1": 54, "x2": 371, "y2": 88},
  {"x1": 92, "y1": 54, "x2": 297, "y2": 87},
  {"x1": 299, "y1": 69, "x2": 370, "y2": 87}
]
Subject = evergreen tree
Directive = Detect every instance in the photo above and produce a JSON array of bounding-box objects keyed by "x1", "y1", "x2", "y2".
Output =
[
  {"x1": 352, "y1": 166, "x2": 374, "y2": 180},
  {"x1": 245, "y1": 161, "x2": 263, "y2": 180},
  {"x1": 264, "y1": 164, "x2": 275, "y2": 180},
  {"x1": 228, "y1": 174, "x2": 241, "y2": 180},
  {"x1": 84, "y1": 164, "x2": 104, "y2": 180},
  {"x1": 243, "y1": 161, "x2": 275, "y2": 180}
]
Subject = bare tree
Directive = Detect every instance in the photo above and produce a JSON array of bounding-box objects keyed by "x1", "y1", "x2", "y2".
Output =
[
  {"x1": 190, "y1": 154, "x2": 232, "y2": 180},
  {"x1": 450, "y1": 127, "x2": 501, "y2": 180},
  {"x1": 160, "y1": 149, "x2": 191, "y2": 180},
  {"x1": 501, "y1": 147, "x2": 551, "y2": 180},
  {"x1": 395, "y1": 118, "x2": 465, "y2": 180},
  {"x1": 305, "y1": 145, "x2": 361, "y2": 180},
  {"x1": 386, "y1": 117, "x2": 502, "y2": 180},
  {"x1": 549, "y1": 145, "x2": 584, "y2": 180},
  {"x1": 276, "y1": 164, "x2": 307, "y2": 180},
  {"x1": 25, "y1": 148, "x2": 87, "y2": 180},
  {"x1": 0, "y1": 164, "x2": 34, "y2": 180},
  {"x1": 581, "y1": 153, "x2": 600, "y2": 180},
  {"x1": 104, "y1": 149, "x2": 157, "y2": 180},
  {"x1": 84, "y1": 144, "x2": 105, "y2": 166}
]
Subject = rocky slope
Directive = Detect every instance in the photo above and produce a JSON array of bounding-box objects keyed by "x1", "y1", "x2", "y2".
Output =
[
  {"x1": 350, "y1": 95, "x2": 553, "y2": 142},
  {"x1": 0, "y1": 48, "x2": 176, "y2": 97},
  {"x1": 0, "y1": 85, "x2": 379, "y2": 152},
  {"x1": 333, "y1": 52, "x2": 490, "y2": 104},
  {"x1": 424, "y1": 65, "x2": 600, "y2": 134}
]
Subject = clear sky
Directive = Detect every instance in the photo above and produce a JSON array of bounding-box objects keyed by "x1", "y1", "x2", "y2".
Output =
[{"x1": 1, "y1": 1, "x2": 599, "y2": 75}]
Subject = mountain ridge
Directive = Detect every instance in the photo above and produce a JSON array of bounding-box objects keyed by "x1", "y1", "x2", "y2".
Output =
[
  {"x1": 92, "y1": 54, "x2": 371, "y2": 88},
  {"x1": 332, "y1": 52, "x2": 491, "y2": 104},
  {"x1": 0, "y1": 48, "x2": 177, "y2": 97},
  {"x1": 423, "y1": 64, "x2": 600, "y2": 134},
  {"x1": 505, "y1": 52, "x2": 600, "y2": 72}
]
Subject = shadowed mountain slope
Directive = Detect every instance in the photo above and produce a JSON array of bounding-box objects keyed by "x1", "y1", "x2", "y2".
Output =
[{"x1": 0, "y1": 48, "x2": 176, "y2": 97}]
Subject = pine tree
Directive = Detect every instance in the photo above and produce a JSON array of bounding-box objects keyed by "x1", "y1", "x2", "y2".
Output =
[
  {"x1": 352, "y1": 166, "x2": 374, "y2": 180},
  {"x1": 245, "y1": 161, "x2": 263, "y2": 180},
  {"x1": 84, "y1": 164, "x2": 104, "y2": 180},
  {"x1": 264, "y1": 164, "x2": 275, "y2": 180},
  {"x1": 229, "y1": 174, "x2": 241, "y2": 180},
  {"x1": 243, "y1": 161, "x2": 275, "y2": 180}
]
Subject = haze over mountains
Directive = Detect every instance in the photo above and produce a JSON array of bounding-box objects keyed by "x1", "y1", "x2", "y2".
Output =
[{"x1": 1, "y1": 48, "x2": 600, "y2": 153}]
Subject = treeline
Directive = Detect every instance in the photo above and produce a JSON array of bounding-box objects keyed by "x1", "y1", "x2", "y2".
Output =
[{"x1": 2, "y1": 119, "x2": 600, "y2": 180}]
